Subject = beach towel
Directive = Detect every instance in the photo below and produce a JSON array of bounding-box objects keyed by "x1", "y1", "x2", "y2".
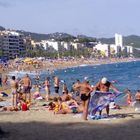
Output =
[
  {"x1": 132, "y1": 101, "x2": 140, "y2": 112},
  {"x1": 89, "y1": 91, "x2": 122, "y2": 116},
  {"x1": 0, "y1": 92, "x2": 8, "y2": 97},
  {"x1": 0, "y1": 101, "x2": 11, "y2": 107}
]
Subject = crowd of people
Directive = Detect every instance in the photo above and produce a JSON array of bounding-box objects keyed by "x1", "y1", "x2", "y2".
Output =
[{"x1": 1, "y1": 71, "x2": 140, "y2": 120}]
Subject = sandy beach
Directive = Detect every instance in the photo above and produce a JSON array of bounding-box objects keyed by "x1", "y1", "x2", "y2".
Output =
[
  {"x1": 0, "y1": 58, "x2": 140, "y2": 140},
  {"x1": 0, "y1": 103, "x2": 140, "y2": 140}
]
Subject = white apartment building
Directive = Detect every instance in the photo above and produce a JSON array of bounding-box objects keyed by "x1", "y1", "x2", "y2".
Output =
[
  {"x1": 126, "y1": 46, "x2": 133, "y2": 54},
  {"x1": 41, "y1": 40, "x2": 61, "y2": 51},
  {"x1": 110, "y1": 44, "x2": 121, "y2": 55},
  {"x1": 115, "y1": 33, "x2": 123, "y2": 47},
  {"x1": 94, "y1": 43, "x2": 110, "y2": 57},
  {"x1": 40, "y1": 40, "x2": 81, "y2": 51},
  {"x1": 40, "y1": 40, "x2": 49, "y2": 50},
  {"x1": 61, "y1": 41, "x2": 71, "y2": 50},
  {"x1": 71, "y1": 42, "x2": 84, "y2": 50}
]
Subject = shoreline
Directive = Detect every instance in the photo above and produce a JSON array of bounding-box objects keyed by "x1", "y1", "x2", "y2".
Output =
[
  {"x1": 44, "y1": 58, "x2": 140, "y2": 71},
  {"x1": 1, "y1": 57, "x2": 140, "y2": 75}
]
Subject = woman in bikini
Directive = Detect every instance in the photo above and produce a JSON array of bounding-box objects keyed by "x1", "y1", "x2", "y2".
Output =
[{"x1": 44, "y1": 77, "x2": 51, "y2": 101}]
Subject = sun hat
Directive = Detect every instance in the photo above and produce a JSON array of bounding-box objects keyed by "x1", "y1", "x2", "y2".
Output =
[
  {"x1": 84, "y1": 76, "x2": 89, "y2": 82},
  {"x1": 101, "y1": 77, "x2": 107, "y2": 84}
]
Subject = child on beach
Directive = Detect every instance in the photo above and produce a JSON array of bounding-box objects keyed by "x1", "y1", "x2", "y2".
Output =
[
  {"x1": 48, "y1": 102, "x2": 55, "y2": 111},
  {"x1": 33, "y1": 85, "x2": 42, "y2": 100},
  {"x1": 125, "y1": 89, "x2": 132, "y2": 105},
  {"x1": 62, "y1": 82, "x2": 68, "y2": 94},
  {"x1": 18, "y1": 99, "x2": 30, "y2": 111},
  {"x1": 3, "y1": 75, "x2": 8, "y2": 86},
  {"x1": 135, "y1": 90, "x2": 140, "y2": 101},
  {"x1": 132, "y1": 90, "x2": 140, "y2": 112}
]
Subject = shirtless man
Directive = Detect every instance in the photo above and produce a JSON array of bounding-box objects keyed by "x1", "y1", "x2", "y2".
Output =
[
  {"x1": 95, "y1": 77, "x2": 119, "y2": 116},
  {"x1": 53, "y1": 76, "x2": 60, "y2": 95},
  {"x1": 73, "y1": 79, "x2": 80, "y2": 96},
  {"x1": 10, "y1": 76, "x2": 18, "y2": 108},
  {"x1": 74, "y1": 80, "x2": 93, "y2": 120},
  {"x1": 20, "y1": 74, "x2": 32, "y2": 102}
]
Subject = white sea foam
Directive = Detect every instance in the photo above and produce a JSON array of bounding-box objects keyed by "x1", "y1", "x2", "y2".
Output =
[
  {"x1": 8, "y1": 70, "x2": 38, "y2": 78},
  {"x1": 79, "y1": 64, "x2": 88, "y2": 67}
]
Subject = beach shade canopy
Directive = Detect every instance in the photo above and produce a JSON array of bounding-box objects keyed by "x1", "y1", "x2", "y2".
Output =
[{"x1": 23, "y1": 58, "x2": 33, "y2": 64}]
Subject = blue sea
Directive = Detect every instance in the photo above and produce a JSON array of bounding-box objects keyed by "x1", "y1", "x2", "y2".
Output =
[
  {"x1": 9, "y1": 60, "x2": 140, "y2": 105},
  {"x1": 51, "y1": 60, "x2": 140, "y2": 92}
]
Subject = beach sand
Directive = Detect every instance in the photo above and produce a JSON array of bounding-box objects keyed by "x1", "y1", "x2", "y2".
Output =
[{"x1": 0, "y1": 100, "x2": 140, "y2": 140}]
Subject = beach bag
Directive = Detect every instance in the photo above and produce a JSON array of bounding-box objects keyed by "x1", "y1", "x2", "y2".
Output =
[{"x1": 22, "y1": 103, "x2": 28, "y2": 111}]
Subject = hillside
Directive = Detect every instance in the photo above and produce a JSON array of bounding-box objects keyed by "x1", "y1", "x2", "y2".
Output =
[
  {"x1": 0, "y1": 26, "x2": 5, "y2": 31},
  {"x1": 0, "y1": 25, "x2": 140, "y2": 48},
  {"x1": 17, "y1": 30, "x2": 76, "y2": 41}
]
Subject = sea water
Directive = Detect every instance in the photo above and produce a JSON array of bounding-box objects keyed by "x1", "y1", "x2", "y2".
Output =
[
  {"x1": 53, "y1": 60, "x2": 140, "y2": 92},
  {"x1": 8, "y1": 60, "x2": 140, "y2": 105}
]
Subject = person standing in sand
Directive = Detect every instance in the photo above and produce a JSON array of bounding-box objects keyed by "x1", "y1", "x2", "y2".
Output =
[
  {"x1": 45, "y1": 77, "x2": 51, "y2": 101},
  {"x1": 3, "y1": 75, "x2": 8, "y2": 88},
  {"x1": 20, "y1": 74, "x2": 32, "y2": 102},
  {"x1": 0, "y1": 73, "x2": 2, "y2": 87},
  {"x1": 135, "y1": 90, "x2": 140, "y2": 101},
  {"x1": 73, "y1": 79, "x2": 81, "y2": 96},
  {"x1": 10, "y1": 76, "x2": 18, "y2": 108},
  {"x1": 132, "y1": 90, "x2": 140, "y2": 112},
  {"x1": 62, "y1": 82, "x2": 68, "y2": 94},
  {"x1": 53, "y1": 76, "x2": 60, "y2": 95},
  {"x1": 94, "y1": 77, "x2": 119, "y2": 116},
  {"x1": 74, "y1": 79, "x2": 93, "y2": 120},
  {"x1": 124, "y1": 89, "x2": 132, "y2": 105}
]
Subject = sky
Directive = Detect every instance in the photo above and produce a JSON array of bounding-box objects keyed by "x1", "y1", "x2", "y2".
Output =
[{"x1": 0, "y1": 0, "x2": 140, "y2": 38}]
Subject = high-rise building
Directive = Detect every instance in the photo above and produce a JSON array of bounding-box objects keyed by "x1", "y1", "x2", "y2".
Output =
[
  {"x1": 115, "y1": 33, "x2": 123, "y2": 47},
  {"x1": 0, "y1": 31, "x2": 27, "y2": 59}
]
